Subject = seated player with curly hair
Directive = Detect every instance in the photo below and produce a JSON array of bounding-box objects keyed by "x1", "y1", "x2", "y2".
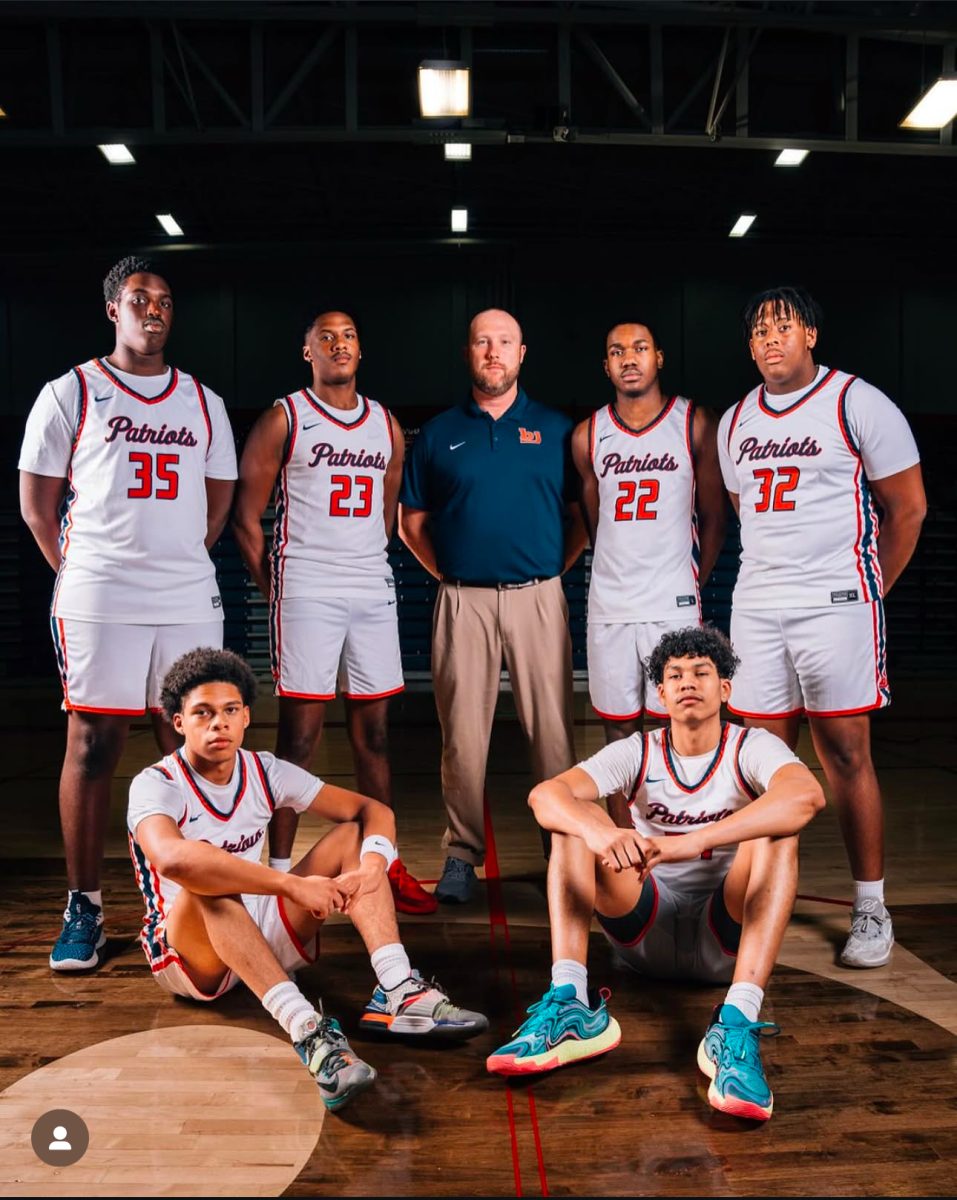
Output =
[
  {"x1": 487, "y1": 625, "x2": 825, "y2": 1122},
  {"x1": 127, "y1": 648, "x2": 487, "y2": 1113}
]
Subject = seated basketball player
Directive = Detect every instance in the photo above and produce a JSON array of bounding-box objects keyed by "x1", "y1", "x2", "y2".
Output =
[
  {"x1": 486, "y1": 626, "x2": 824, "y2": 1121},
  {"x1": 128, "y1": 648, "x2": 488, "y2": 1112}
]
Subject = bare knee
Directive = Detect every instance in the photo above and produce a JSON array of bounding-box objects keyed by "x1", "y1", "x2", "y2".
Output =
[
  {"x1": 66, "y1": 717, "x2": 125, "y2": 780},
  {"x1": 349, "y1": 708, "x2": 389, "y2": 757}
]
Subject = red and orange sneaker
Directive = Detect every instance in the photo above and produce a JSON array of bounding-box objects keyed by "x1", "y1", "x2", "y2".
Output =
[{"x1": 388, "y1": 858, "x2": 438, "y2": 914}]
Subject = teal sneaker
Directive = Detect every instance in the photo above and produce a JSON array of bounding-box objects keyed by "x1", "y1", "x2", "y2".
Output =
[
  {"x1": 486, "y1": 984, "x2": 621, "y2": 1076},
  {"x1": 49, "y1": 892, "x2": 106, "y2": 971},
  {"x1": 295, "y1": 1013, "x2": 377, "y2": 1112},
  {"x1": 697, "y1": 1003, "x2": 780, "y2": 1121}
]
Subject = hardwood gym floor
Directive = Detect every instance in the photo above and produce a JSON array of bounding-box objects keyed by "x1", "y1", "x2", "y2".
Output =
[{"x1": 0, "y1": 680, "x2": 955, "y2": 1197}]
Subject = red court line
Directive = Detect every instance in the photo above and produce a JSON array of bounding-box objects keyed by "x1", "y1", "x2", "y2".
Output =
[
  {"x1": 484, "y1": 790, "x2": 550, "y2": 1198},
  {"x1": 796, "y1": 893, "x2": 854, "y2": 907}
]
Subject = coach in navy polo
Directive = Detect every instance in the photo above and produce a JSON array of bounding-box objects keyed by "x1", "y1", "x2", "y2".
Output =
[{"x1": 400, "y1": 308, "x2": 587, "y2": 903}]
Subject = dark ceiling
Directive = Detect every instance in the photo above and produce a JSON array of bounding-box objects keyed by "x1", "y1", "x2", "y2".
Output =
[{"x1": 1, "y1": 1, "x2": 956, "y2": 253}]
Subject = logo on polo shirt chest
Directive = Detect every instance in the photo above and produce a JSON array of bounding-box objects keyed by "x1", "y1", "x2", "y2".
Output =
[{"x1": 519, "y1": 427, "x2": 542, "y2": 444}]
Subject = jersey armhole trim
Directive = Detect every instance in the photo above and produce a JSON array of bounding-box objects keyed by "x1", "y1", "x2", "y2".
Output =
[
  {"x1": 627, "y1": 731, "x2": 650, "y2": 805},
  {"x1": 732, "y1": 728, "x2": 759, "y2": 800},
  {"x1": 279, "y1": 396, "x2": 298, "y2": 467},
  {"x1": 70, "y1": 366, "x2": 89, "y2": 453},
  {"x1": 836, "y1": 376, "x2": 861, "y2": 456},
  {"x1": 250, "y1": 751, "x2": 277, "y2": 813}
]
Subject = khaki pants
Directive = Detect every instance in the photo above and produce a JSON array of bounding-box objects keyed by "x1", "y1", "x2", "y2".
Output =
[{"x1": 432, "y1": 576, "x2": 576, "y2": 866}]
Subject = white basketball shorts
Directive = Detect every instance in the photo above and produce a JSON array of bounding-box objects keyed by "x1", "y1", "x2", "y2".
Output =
[
  {"x1": 148, "y1": 892, "x2": 318, "y2": 1002},
  {"x1": 51, "y1": 618, "x2": 223, "y2": 715},
  {"x1": 587, "y1": 616, "x2": 702, "y2": 721},
  {"x1": 729, "y1": 600, "x2": 891, "y2": 719},
  {"x1": 271, "y1": 594, "x2": 404, "y2": 701}
]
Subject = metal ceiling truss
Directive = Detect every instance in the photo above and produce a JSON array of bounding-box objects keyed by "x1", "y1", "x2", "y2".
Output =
[{"x1": 2, "y1": 3, "x2": 955, "y2": 156}]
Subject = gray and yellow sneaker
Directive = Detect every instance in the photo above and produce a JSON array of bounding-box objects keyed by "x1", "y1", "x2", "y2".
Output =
[
  {"x1": 295, "y1": 1014, "x2": 376, "y2": 1111},
  {"x1": 840, "y1": 898, "x2": 894, "y2": 968}
]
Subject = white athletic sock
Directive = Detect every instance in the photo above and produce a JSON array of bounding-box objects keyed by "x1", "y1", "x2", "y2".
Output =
[
  {"x1": 854, "y1": 878, "x2": 885, "y2": 905},
  {"x1": 724, "y1": 982, "x2": 764, "y2": 1023},
  {"x1": 551, "y1": 959, "x2": 589, "y2": 1005},
  {"x1": 261, "y1": 980, "x2": 320, "y2": 1043},
  {"x1": 371, "y1": 943, "x2": 412, "y2": 993},
  {"x1": 268, "y1": 857, "x2": 292, "y2": 873},
  {"x1": 69, "y1": 889, "x2": 102, "y2": 911}
]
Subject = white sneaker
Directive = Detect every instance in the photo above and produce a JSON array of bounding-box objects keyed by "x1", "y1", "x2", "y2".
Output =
[{"x1": 840, "y1": 898, "x2": 894, "y2": 968}]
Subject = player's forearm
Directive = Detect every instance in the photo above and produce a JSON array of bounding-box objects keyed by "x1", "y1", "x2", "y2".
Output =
[
  {"x1": 691, "y1": 780, "x2": 825, "y2": 855},
  {"x1": 205, "y1": 480, "x2": 235, "y2": 549},
  {"x1": 22, "y1": 514, "x2": 63, "y2": 572},
  {"x1": 398, "y1": 510, "x2": 442, "y2": 580},
  {"x1": 357, "y1": 795, "x2": 398, "y2": 846},
  {"x1": 232, "y1": 517, "x2": 272, "y2": 599},
  {"x1": 529, "y1": 780, "x2": 617, "y2": 839},
  {"x1": 563, "y1": 506, "x2": 589, "y2": 571},
  {"x1": 157, "y1": 839, "x2": 302, "y2": 899},
  {"x1": 877, "y1": 507, "x2": 926, "y2": 594},
  {"x1": 696, "y1": 507, "x2": 727, "y2": 586}
]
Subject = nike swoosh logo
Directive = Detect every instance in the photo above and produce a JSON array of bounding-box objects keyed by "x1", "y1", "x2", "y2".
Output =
[
  {"x1": 303, "y1": 421, "x2": 322, "y2": 430},
  {"x1": 599, "y1": 433, "x2": 612, "y2": 441},
  {"x1": 387, "y1": 599, "x2": 397, "y2": 606},
  {"x1": 93, "y1": 395, "x2": 111, "y2": 403},
  {"x1": 188, "y1": 815, "x2": 201, "y2": 822},
  {"x1": 449, "y1": 441, "x2": 466, "y2": 450},
  {"x1": 644, "y1": 777, "x2": 664, "y2": 784},
  {"x1": 316, "y1": 1079, "x2": 340, "y2": 1093}
]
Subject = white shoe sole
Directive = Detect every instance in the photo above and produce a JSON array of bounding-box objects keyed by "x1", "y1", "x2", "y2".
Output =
[{"x1": 49, "y1": 927, "x2": 106, "y2": 971}]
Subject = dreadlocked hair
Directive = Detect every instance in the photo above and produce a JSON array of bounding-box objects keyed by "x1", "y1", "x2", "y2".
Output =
[{"x1": 742, "y1": 286, "x2": 822, "y2": 344}]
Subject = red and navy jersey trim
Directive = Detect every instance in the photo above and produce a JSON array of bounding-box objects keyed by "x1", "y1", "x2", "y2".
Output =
[
  {"x1": 588, "y1": 411, "x2": 597, "y2": 464},
  {"x1": 627, "y1": 733, "x2": 650, "y2": 805},
  {"x1": 662, "y1": 723, "x2": 730, "y2": 793},
  {"x1": 194, "y1": 379, "x2": 212, "y2": 451},
  {"x1": 94, "y1": 357, "x2": 179, "y2": 404},
  {"x1": 250, "y1": 752, "x2": 277, "y2": 813},
  {"x1": 303, "y1": 389, "x2": 371, "y2": 430},
  {"x1": 174, "y1": 749, "x2": 248, "y2": 820},
  {"x1": 757, "y1": 367, "x2": 837, "y2": 417},
  {"x1": 608, "y1": 396, "x2": 676, "y2": 438},
  {"x1": 732, "y1": 728, "x2": 759, "y2": 800}
]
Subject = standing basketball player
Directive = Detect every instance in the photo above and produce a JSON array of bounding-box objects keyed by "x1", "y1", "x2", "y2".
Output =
[
  {"x1": 718, "y1": 287, "x2": 926, "y2": 967},
  {"x1": 487, "y1": 626, "x2": 824, "y2": 1122},
  {"x1": 572, "y1": 321, "x2": 725, "y2": 818},
  {"x1": 18, "y1": 256, "x2": 237, "y2": 971},
  {"x1": 233, "y1": 310, "x2": 435, "y2": 914}
]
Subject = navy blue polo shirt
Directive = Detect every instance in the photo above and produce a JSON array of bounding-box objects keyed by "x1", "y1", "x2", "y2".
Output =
[{"x1": 400, "y1": 388, "x2": 576, "y2": 584}]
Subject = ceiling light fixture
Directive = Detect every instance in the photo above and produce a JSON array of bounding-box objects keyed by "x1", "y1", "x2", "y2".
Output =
[
  {"x1": 729, "y1": 213, "x2": 756, "y2": 238},
  {"x1": 900, "y1": 76, "x2": 957, "y2": 128},
  {"x1": 775, "y1": 148, "x2": 808, "y2": 166},
  {"x1": 156, "y1": 213, "x2": 184, "y2": 237},
  {"x1": 451, "y1": 207, "x2": 469, "y2": 233},
  {"x1": 98, "y1": 143, "x2": 136, "y2": 165},
  {"x1": 444, "y1": 142, "x2": 472, "y2": 161},
  {"x1": 418, "y1": 61, "x2": 470, "y2": 118}
]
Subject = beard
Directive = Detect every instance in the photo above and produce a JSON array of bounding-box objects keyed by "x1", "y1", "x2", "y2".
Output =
[{"x1": 471, "y1": 362, "x2": 521, "y2": 397}]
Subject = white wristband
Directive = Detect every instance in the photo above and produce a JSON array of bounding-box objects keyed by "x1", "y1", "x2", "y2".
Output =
[{"x1": 360, "y1": 835, "x2": 397, "y2": 868}]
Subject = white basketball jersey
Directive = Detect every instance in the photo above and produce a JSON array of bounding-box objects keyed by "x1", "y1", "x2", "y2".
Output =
[
  {"x1": 588, "y1": 397, "x2": 700, "y2": 622},
  {"x1": 18, "y1": 358, "x2": 237, "y2": 623},
  {"x1": 580, "y1": 724, "x2": 799, "y2": 891},
  {"x1": 271, "y1": 390, "x2": 395, "y2": 600},
  {"x1": 718, "y1": 367, "x2": 920, "y2": 610},
  {"x1": 127, "y1": 749, "x2": 320, "y2": 971}
]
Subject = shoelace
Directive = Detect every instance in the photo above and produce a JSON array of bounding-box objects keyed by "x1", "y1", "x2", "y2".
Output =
[
  {"x1": 308, "y1": 1017, "x2": 353, "y2": 1077},
  {"x1": 850, "y1": 909, "x2": 886, "y2": 937},
  {"x1": 516, "y1": 986, "x2": 568, "y2": 1031},
  {"x1": 60, "y1": 910, "x2": 100, "y2": 946},
  {"x1": 719, "y1": 1020, "x2": 779, "y2": 1068}
]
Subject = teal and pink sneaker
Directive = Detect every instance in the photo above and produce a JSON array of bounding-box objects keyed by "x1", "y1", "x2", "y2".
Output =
[
  {"x1": 697, "y1": 1003, "x2": 780, "y2": 1121},
  {"x1": 486, "y1": 984, "x2": 621, "y2": 1076}
]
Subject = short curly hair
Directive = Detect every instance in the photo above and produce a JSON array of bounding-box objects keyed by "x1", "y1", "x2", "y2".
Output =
[
  {"x1": 160, "y1": 648, "x2": 258, "y2": 721},
  {"x1": 646, "y1": 625, "x2": 740, "y2": 686},
  {"x1": 103, "y1": 255, "x2": 159, "y2": 303}
]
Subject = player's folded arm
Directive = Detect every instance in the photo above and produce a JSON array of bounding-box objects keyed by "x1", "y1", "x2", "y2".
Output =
[
  {"x1": 690, "y1": 762, "x2": 825, "y2": 859},
  {"x1": 528, "y1": 767, "x2": 610, "y2": 835},
  {"x1": 305, "y1": 781, "x2": 397, "y2": 845}
]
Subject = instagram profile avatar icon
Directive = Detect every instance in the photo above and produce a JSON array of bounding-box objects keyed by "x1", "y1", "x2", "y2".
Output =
[{"x1": 31, "y1": 1108, "x2": 89, "y2": 1166}]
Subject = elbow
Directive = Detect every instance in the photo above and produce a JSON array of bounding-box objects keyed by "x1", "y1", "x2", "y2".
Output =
[
  {"x1": 803, "y1": 781, "x2": 827, "y2": 824},
  {"x1": 151, "y1": 842, "x2": 188, "y2": 880},
  {"x1": 528, "y1": 784, "x2": 547, "y2": 816}
]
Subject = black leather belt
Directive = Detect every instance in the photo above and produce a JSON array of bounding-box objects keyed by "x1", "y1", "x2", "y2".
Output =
[{"x1": 444, "y1": 577, "x2": 544, "y2": 590}]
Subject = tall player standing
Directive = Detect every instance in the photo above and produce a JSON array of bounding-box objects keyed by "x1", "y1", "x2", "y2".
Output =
[
  {"x1": 18, "y1": 255, "x2": 237, "y2": 971},
  {"x1": 572, "y1": 322, "x2": 726, "y2": 821},
  {"x1": 719, "y1": 287, "x2": 926, "y2": 967},
  {"x1": 233, "y1": 310, "x2": 435, "y2": 914}
]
